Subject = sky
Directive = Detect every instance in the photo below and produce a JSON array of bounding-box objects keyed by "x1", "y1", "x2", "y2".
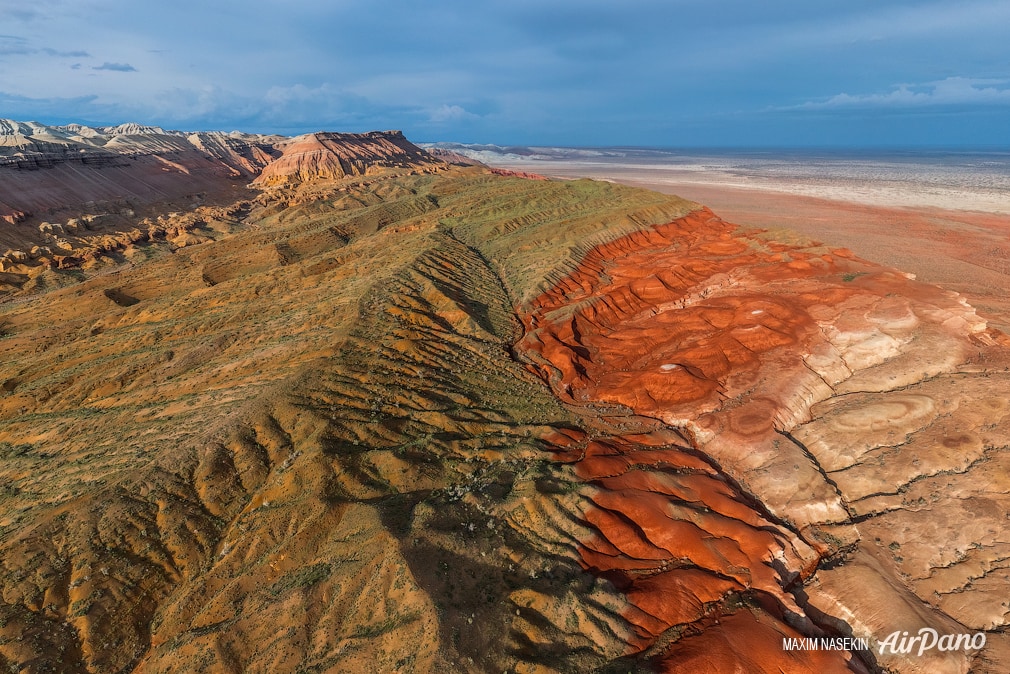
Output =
[{"x1": 1, "y1": 0, "x2": 1009, "y2": 147}]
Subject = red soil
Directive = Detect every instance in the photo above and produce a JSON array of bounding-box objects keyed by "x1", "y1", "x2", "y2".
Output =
[{"x1": 524, "y1": 209, "x2": 844, "y2": 417}]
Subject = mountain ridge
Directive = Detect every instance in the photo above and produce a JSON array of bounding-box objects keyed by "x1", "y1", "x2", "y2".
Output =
[{"x1": 0, "y1": 119, "x2": 435, "y2": 166}]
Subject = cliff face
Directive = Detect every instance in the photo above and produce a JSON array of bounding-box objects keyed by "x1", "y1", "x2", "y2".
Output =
[
  {"x1": 0, "y1": 119, "x2": 281, "y2": 169},
  {"x1": 0, "y1": 121, "x2": 278, "y2": 229},
  {"x1": 0, "y1": 121, "x2": 441, "y2": 226},
  {"x1": 0, "y1": 120, "x2": 444, "y2": 258}
]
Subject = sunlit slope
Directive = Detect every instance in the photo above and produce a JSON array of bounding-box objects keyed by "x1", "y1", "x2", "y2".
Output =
[{"x1": 0, "y1": 168, "x2": 698, "y2": 672}]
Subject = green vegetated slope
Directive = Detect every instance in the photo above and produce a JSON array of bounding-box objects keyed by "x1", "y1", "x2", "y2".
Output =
[{"x1": 0, "y1": 167, "x2": 697, "y2": 672}]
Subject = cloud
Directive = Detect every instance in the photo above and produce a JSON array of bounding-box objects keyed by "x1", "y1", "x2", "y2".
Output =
[
  {"x1": 0, "y1": 80, "x2": 489, "y2": 138},
  {"x1": 42, "y1": 48, "x2": 90, "y2": 58},
  {"x1": 794, "y1": 77, "x2": 1010, "y2": 110},
  {"x1": 3, "y1": 1, "x2": 1010, "y2": 145},
  {"x1": 429, "y1": 105, "x2": 479, "y2": 123},
  {"x1": 93, "y1": 62, "x2": 137, "y2": 72},
  {"x1": 261, "y1": 83, "x2": 372, "y2": 123},
  {"x1": 42, "y1": 82, "x2": 410, "y2": 134},
  {"x1": 1, "y1": 35, "x2": 89, "y2": 58},
  {"x1": 0, "y1": 35, "x2": 31, "y2": 56}
]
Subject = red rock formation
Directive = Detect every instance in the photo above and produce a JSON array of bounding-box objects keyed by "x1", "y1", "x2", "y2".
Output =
[
  {"x1": 518, "y1": 207, "x2": 1010, "y2": 671},
  {"x1": 0, "y1": 199, "x2": 27, "y2": 225},
  {"x1": 0, "y1": 122, "x2": 443, "y2": 226},
  {"x1": 533, "y1": 356, "x2": 863, "y2": 668},
  {"x1": 539, "y1": 426, "x2": 858, "y2": 671},
  {"x1": 489, "y1": 167, "x2": 549, "y2": 180}
]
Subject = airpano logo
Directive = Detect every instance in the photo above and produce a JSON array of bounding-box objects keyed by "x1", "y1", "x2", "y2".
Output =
[
  {"x1": 781, "y1": 628, "x2": 986, "y2": 656},
  {"x1": 877, "y1": 628, "x2": 986, "y2": 656}
]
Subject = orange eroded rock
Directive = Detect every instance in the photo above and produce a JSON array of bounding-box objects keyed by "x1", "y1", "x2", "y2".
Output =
[
  {"x1": 541, "y1": 428, "x2": 846, "y2": 667},
  {"x1": 518, "y1": 206, "x2": 1005, "y2": 670}
]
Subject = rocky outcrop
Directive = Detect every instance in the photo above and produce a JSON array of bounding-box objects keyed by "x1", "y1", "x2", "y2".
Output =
[
  {"x1": 0, "y1": 121, "x2": 433, "y2": 182},
  {"x1": 250, "y1": 130, "x2": 442, "y2": 186},
  {"x1": 0, "y1": 199, "x2": 27, "y2": 225},
  {"x1": 186, "y1": 131, "x2": 284, "y2": 176},
  {"x1": 489, "y1": 167, "x2": 548, "y2": 180}
]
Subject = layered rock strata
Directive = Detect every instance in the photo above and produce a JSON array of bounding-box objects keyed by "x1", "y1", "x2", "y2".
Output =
[{"x1": 0, "y1": 120, "x2": 437, "y2": 224}]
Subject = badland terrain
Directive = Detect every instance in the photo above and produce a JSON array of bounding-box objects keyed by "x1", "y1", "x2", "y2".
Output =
[{"x1": 0, "y1": 121, "x2": 1009, "y2": 673}]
